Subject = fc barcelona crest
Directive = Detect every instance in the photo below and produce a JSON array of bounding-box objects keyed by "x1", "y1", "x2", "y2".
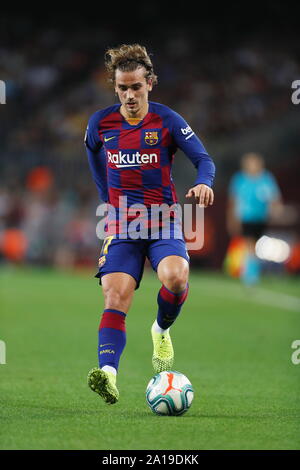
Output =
[{"x1": 145, "y1": 131, "x2": 159, "y2": 146}]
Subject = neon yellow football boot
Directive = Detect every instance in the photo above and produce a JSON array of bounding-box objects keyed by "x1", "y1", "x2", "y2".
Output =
[
  {"x1": 151, "y1": 324, "x2": 174, "y2": 373},
  {"x1": 87, "y1": 367, "x2": 119, "y2": 404}
]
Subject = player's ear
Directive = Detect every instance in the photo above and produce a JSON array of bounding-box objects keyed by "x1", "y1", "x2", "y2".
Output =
[{"x1": 147, "y1": 78, "x2": 153, "y2": 92}]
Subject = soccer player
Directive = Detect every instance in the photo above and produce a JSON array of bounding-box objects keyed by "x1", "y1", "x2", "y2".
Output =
[
  {"x1": 84, "y1": 44, "x2": 215, "y2": 404},
  {"x1": 227, "y1": 152, "x2": 282, "y2": 286}
]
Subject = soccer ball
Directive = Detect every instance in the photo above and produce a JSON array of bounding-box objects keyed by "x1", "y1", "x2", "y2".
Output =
[{"x1": 146, "y1": 370, "x2": 194, "y2": 416}]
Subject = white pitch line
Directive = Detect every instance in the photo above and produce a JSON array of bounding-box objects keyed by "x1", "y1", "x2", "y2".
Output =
[
  {"x1": 249, "y1": 287, "x2": 300, "y2": 312},
  {"x1": 195, "y1": 278, "x2": 300, "y2": 313}
]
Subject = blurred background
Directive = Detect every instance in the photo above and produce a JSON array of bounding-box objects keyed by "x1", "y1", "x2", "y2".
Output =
[
  {"x1": 0, "y1": 2, "x2": 300, "y2": 279},
  {"x1": 1, "y1": 4, "x2": 300, "y2": 451}
]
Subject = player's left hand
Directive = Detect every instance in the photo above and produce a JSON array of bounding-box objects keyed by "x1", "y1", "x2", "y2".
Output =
[{"x1": 185, "y1": 184, "x2": 214, "y2": 207}]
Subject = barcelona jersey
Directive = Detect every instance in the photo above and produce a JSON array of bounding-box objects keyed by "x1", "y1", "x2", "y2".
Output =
[{"x1": 84, "y1": 101, "x2": 215, "y2": 234}]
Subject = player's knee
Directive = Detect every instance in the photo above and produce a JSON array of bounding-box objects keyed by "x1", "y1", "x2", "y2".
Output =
[
  {"x1": 162, "y1": 269, "x2": 189, "y2": 293},
  {"x1": 103, "y1": 285, "x2": 132, "y2": 311}
]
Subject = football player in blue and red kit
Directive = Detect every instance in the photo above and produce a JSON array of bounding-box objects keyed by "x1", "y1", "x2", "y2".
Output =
[{"x1": 85, "y1": 44, "x2": 215, "y2": 404}]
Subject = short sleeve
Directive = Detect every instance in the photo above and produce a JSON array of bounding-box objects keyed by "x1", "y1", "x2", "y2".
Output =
[{"x1": 264, "y1": 172, "x2": 281, "y2": 201}]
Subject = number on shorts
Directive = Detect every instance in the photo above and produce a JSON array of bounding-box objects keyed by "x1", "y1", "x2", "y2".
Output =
[{"x1": 102, "y1": 236, "x2": 114, "y2": 255}]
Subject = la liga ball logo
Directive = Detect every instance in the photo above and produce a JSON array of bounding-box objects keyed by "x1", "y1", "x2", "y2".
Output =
[{"x1": 146, "y1": 370, "x2": 194, "y2": 416}]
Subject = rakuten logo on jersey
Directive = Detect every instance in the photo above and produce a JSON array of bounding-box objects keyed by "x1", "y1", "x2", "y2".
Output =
[
  {"x1": 107, "y1": 150, "x2": 159, "y2": 168},
  {"x1": 181, "y1": 126, "x2": 195, "y2": 140}
]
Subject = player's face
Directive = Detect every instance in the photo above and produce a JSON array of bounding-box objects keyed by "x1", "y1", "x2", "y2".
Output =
[{"x1": 115, "y1": 67, "x2": 152, "y2": 118}]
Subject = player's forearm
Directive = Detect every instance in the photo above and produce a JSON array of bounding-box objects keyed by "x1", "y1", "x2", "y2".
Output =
[
  {"x1": 169, "y1": 109, "x2": 216, "y2": 188},
  {"x1": 193, "y1": 153, "x2": 216, "y2": 188},
  {"x1": 269, "y1": 197, "x2": 284, "y2": 220}
]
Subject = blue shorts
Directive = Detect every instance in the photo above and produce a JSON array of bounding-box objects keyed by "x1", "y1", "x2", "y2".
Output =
[{"x1": 95, "y1": 224, "x2": 190, "y2": 289}]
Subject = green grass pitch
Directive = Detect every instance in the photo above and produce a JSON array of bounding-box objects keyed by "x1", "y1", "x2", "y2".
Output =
[{"x1": 0, "y1": 266, "x2": 299, "y2": 450}]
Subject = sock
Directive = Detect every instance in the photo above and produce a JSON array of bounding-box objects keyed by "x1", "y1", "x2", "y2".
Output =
[
  {"x1": 242, "y1": 254, "x2": 261, "y2": 286},
  {"x1": 101, "y1": 365, "x2": 117, "y2": 376},
  {"x1": 156, "y1": 283, "x2": 189, "y2": 330},
  {"x1": 152, "y1": 319, "x2": 169, "y2": 335},
  {"x1": 98, "y1": 309, "x2": 126, "y2": 372}
]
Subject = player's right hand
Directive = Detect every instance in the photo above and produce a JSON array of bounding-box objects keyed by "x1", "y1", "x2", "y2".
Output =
[{"x1": 185, "y1": 184, "x2": 214, "y2": 208}]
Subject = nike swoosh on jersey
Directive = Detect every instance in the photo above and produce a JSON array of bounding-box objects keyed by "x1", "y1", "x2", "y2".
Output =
[{"x1": 104, "y1": 136, "x2": 116, "y2": 142}]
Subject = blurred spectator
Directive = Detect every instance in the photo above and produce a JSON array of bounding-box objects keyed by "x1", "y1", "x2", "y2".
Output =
[
  {"x1": 0, "y1": 228, "x2": 27, "y2": 263},
  {"x1": 0, "y1": 18, "x2": 299, "y2": 270},
  {"x1": 226, "y1": 152, "x2": 282, "y2": 285},
  {"x1": 26, "y1": 166, "x2": 54, "y2": 192}
]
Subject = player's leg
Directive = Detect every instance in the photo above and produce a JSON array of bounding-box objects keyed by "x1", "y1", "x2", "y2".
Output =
[
  {"x1": 99, "y1": 272, "x2": 136, "y2": 374},
  {"x1": 156, "y1": 255, "x2": 189, "y2": 331},
  {"x1": 88, "y1": 237, "x2": 145, "y2": 404},
  {"x1": 242, "y1": 236, "x2": 261, "y2": 285},
  {"x1": 88, "y1": 273, "x2": 136, "y2": 404},
  {"x1": 151, "y1": 255, "x2": 189, "y2": 372},
  {"x1": 240, "y1": 223, "x2": 265, "y2": 286},
  {"x1": 148, "y1": 225, "x2": 190, "y2": 372}
]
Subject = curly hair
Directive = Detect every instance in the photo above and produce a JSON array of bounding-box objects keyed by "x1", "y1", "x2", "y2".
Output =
[{"x1": 104, "y1": 44, "x2": 158, "y2": 86}]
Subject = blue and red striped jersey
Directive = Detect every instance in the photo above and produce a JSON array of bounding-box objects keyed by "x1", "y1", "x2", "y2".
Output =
[{"x1": 84, "y1": 101, "x2": 215, "y2": 233}]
